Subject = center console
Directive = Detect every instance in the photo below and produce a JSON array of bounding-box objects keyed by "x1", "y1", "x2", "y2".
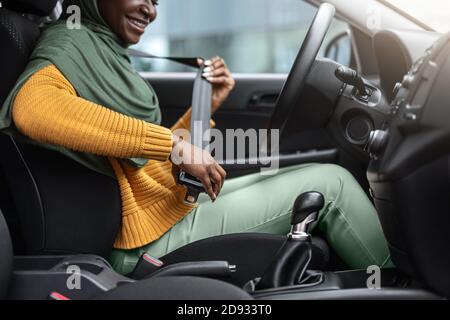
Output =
[{"x1": 252, "y1": 269, "x2": 438, "y2": 300}]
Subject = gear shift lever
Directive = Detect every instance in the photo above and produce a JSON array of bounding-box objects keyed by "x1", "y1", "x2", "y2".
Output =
[
  {"x1": 256, "y1": 192, "x2": 325, "y2": 290},
  {"x1": 289, "y1": 192, "x2": 325, "y2": 239}
]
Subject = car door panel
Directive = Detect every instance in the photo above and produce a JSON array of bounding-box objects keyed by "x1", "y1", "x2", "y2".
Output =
[
  {"x1": 221, "y1": 149, "x2": 339, "y2": 178},
  {"x1": 143, "y1": 72, "x2": 285, "y2": 130}
]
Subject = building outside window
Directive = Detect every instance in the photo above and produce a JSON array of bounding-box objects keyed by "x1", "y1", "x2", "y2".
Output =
[{"x1": 132, "y1": 0, "x2": 351, "y2": 74}]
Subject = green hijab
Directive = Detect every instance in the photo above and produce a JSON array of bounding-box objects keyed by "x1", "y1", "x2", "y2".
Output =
[{"x1": 0, "y1": 0, "x2": 161, "y2": 177}]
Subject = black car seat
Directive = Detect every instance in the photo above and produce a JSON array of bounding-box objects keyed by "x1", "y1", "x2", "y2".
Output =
[
  {"x1": 0, "y1": 208, "x2": 13, "y2": 299},
  {"x1": 0, "y1": 0, "x2": 330, "y2": 289},
  {"x1": 0, "y1": 0, "x2": 122, "y2": 257}
]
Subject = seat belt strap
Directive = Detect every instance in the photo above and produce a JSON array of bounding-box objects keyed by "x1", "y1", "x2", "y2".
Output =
[
  {"x1": 190, "y1": 64, "x2": 212, "y2": 150},
  {"x1": 127, "y1": 48, "x2": 201, "y2": 69},
  {"x1": 128, "y1": 49, "x2": 211, "y2": 204}
]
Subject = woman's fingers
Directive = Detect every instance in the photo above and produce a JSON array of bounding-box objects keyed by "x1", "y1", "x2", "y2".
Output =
[
  {"x1": 205, "y1": 76, "x2": 229, "y2": 84},
  {"x1": 209, "y1": 168, "x2": 223, "y2": 196},
  {"x1": 212, "y1": 182, "x2": 220, "y2": 199},
  {"x1": 216, "y1": 164, "x2": 227, "y2": 187},
  {"x1": 205, "y1": 56, "x2": 224, "y2": 67},
  {"x1": 203, "y1": 70, "x2": 232, "y2": 85},
  {"x1": 204, "y1": 163, "x2": 225, "y2": 201},
  {"x1": 204, "y1": 57, "x2": 228, "y2": 73},
  {"x1": 174, "y1": 141, "x2": 226, "y2": 202},
  {"x1": 212, "y1": 56, "x2": 226, "y2": 68},
  {"x1": 200, "y1": 172, "x2": 216, "y2": 201},
  {"x1": 203, "y1": 67, "x2": 227, "y2": 78},
  {"x1": 203, "y1": 57, "x2": 234, "y2": 90}
]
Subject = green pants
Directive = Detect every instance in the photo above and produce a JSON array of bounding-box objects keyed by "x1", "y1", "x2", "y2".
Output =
[{"x1": 109, "y1": 164, "x2": 392, "y2": 275}]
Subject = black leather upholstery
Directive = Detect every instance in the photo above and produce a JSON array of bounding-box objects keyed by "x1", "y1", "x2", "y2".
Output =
[
  {"x1": 0, "y1": 210, "x2": 13, "y2": 299},
  {"x1": 0, "y1": 8, "x2": 40, "y2": 105},
  {"x1": 0, "y1": 136, "x2": 122, "y2": 257},
  {"x1": 2, "y1": 0, "x2": 59, "y2": 16},
  {"x1": 0, "y1": 4, "x2": 122, "y2": 258},
  {"x1": 160, "y1": 233, "x2": 330, "y2": 286},
  {"x1": 94, "y1": 276, "x2": 253, "y2": 300}
]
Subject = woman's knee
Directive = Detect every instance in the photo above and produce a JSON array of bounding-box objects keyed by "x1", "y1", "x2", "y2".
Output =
[
  {"x1": 288, "y1": 164, "x2": 356, "y2": 201},
  {"x1": 319, "y1": 164, "x2": 355, "y2": 181}
]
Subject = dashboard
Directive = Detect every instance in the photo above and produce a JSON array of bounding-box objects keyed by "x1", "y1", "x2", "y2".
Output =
[
  {"x1": 328, "y1": 28, "x2": 442, "y2": 164},
  {"x1": 373, "y1": 29, "x2": 440, "y2": 101},
  {"x1": 367, "y1": 32, "x2": 450, "y2": 298}
]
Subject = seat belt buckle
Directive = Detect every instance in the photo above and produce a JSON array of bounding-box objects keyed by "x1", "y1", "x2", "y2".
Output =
[
  {"x1": 127, "y1": 253, "x2": 164, "y2": 280},
  {"x1": 178, "y1": 171, "x2": 205, "y2": 204}
]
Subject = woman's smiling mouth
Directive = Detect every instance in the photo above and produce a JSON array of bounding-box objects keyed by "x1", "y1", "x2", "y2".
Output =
[{"x1": 126, "y1": 16, "x2": 149, "y2": 33}]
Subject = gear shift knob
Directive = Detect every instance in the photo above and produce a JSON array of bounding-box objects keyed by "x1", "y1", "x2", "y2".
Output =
[
  {"x1": 290, "y1": 192, "x2": 325, "y2": 238},
  {"x1": 292, "y1": 192, "x2": 325, "y2": 225}
]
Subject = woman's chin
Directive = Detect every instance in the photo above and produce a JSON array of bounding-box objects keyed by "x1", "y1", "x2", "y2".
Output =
[
  {"x1": 128, "y1": 38, "x2": 141, "y2": 45},
  {"x1": 122, "y1": 34, "x2": 141, "y2": 45}
]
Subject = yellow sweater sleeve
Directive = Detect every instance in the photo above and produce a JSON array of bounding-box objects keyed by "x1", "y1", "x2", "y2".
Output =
[{"x1": 12, "y1": 64, "x2": 173, "y2": 161}]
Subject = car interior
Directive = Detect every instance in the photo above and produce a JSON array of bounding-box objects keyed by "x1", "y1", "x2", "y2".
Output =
[{"x1": 0, "y1": 0, "x2": 449, "y2": 300}]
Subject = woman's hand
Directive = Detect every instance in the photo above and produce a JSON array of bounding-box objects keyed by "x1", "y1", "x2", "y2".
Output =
[
  {"x1": 171, "y1": 136, "x2": 227, "y2": 201},
  {"x1": 199, "y1": 57, "x2": 235, "y2": 114}
]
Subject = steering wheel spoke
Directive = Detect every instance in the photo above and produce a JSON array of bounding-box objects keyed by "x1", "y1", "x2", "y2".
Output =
[{"x1": 269, "y1": 3, "x2": 336, "y2": 138}]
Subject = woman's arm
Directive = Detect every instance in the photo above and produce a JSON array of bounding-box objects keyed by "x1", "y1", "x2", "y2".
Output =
[
  {"x1": 170, "y1": 108, "x2": 192, "y2": 132},
  {"x1": 12, "y1": 65, "x2": 173, "y2": 161},
  {"x1": 170, "y1": 55, "x2": 236, "y2": 133}
]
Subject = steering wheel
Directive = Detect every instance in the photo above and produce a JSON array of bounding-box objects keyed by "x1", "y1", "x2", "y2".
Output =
[{"x1": 268, "y1": 3, "x2": 336, "y2": 137}]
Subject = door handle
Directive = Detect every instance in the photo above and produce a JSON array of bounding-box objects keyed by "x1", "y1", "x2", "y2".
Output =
[{"x1": 248, "y1": 92, "x2": 279, "y2": 109}]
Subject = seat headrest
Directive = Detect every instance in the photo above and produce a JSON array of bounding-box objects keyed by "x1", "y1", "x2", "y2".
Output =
[{"x1": 2, "y1": 0, "x2": 59, "y2": 16}]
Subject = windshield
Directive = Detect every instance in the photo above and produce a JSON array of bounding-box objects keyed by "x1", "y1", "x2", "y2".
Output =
[{"x1": 383, "y1": 0, "x2": 450, "y2": 32}]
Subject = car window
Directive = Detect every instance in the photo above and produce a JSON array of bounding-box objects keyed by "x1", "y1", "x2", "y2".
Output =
[{"x1": 131, "y1": 0, "x2": 351, "y2": 74}]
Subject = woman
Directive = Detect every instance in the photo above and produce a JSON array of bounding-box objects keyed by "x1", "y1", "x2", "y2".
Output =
[{"x1": 0, "y1": 0, "x2": 392, "y2": 275}]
